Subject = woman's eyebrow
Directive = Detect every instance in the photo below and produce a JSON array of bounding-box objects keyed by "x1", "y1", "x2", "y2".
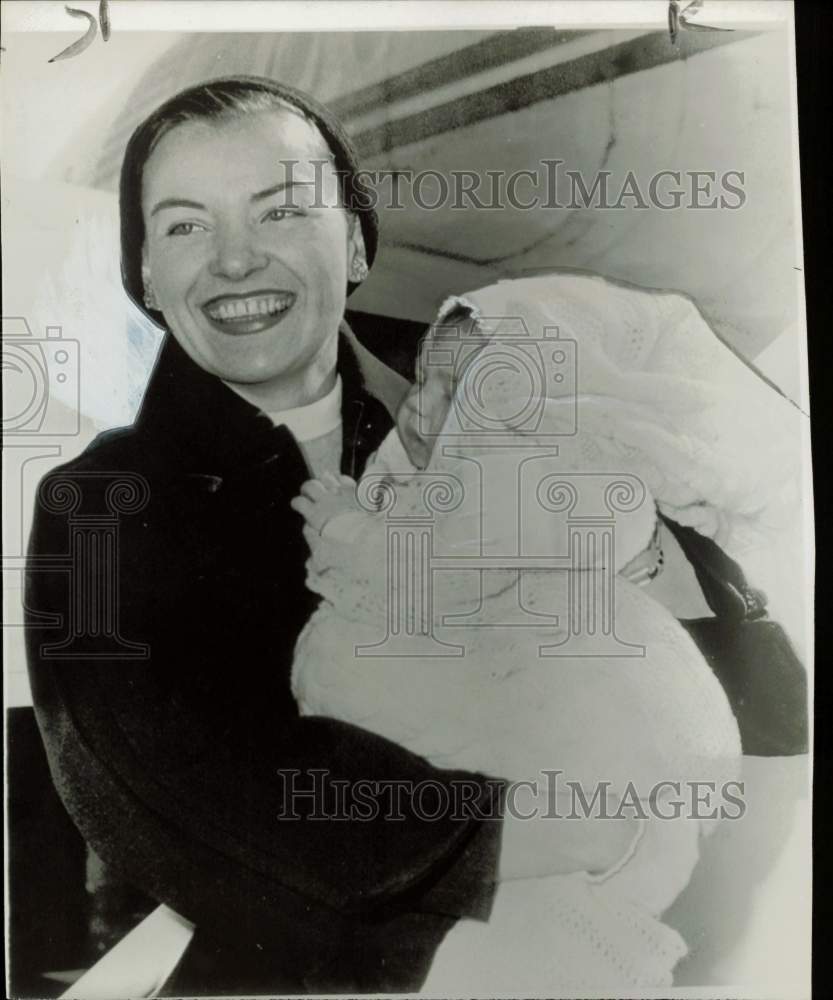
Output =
[
  {"x1": 149, "y1": 181, "x2": 314, "y2": 216},
  {"x1": 150, "y1": 197, "x2": 206, "y2": 216},
  {"x1": 251, "y1": 180, "x2": 313, "y2": 203}
]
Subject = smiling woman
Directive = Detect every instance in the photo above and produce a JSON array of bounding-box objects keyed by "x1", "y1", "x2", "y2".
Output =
[
  {"x1": 138, "y1": 105, "x2": 361, "y2": 407},
  {"x1": 25, "y1": 75, "x2": 530, "y2": 997},
  {"x1": 114, "y1": 79, "x2": 387, "y2": 411}
]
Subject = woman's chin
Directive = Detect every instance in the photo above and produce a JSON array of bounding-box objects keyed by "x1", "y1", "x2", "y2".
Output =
[
  {"x1": 186, "y1": 334, "x2": 294, "y2": 385},
  {"x1": 212, "y1": 359, "x2": 289, "y2": 386}
]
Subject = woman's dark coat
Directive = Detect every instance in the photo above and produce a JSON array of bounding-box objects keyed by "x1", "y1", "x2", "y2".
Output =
[{"x1": 24, "y1": 330, "x2": 503, "y2": 993}]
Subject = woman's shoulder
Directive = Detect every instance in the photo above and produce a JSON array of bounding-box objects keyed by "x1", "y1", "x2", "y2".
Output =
[
  {"x1": 31, "y1": 424, "x2": 150, "y2": 531},
  {"x1": 45, "y1": 423, "x2": 144, "y2": 478}
]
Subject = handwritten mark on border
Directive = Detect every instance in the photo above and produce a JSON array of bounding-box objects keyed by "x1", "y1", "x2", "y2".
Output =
[
  {"x1": 49, "y1": 1, "x2": 110, "y2": 64},
  {"x1": 668, "y1": 0, "x2": 733, "y2": 46}
]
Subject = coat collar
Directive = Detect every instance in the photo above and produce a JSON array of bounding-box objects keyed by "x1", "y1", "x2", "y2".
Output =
[{"x1": 134, "y1": 329, "x2": 393, "y2": 479}]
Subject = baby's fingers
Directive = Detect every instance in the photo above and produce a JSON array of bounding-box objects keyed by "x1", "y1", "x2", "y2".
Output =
[
  {"x1": 291, "y1": 496, "x2": 327, "y2": 527},
  {"x1": 320, "y1": 471, "x2": 343, "y2": 490},
  {"x1": 300, "y1": 479, "x2": 327, "y2": 500},
  {"x1": 290, "y1": 495, "x2": 314, "y2": 520},
  {"x1": 302, "y1": 524, "x2": 321, "y2": 548}
]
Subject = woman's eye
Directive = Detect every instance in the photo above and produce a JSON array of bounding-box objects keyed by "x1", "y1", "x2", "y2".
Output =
[
  {"x1": 166, "y1": 221, "x2": 205, "y2": 237},
  {"x1": 262, "y1": 208, "x2": 295, "y2": 223}
]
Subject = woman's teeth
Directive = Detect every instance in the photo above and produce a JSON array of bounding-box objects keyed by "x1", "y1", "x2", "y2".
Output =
[{"x1": 206, "y1": 293, "x2": 294, "y2": 321}]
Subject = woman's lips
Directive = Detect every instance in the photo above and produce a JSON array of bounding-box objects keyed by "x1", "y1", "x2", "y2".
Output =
[{"x1": 200, "y1": 290, "x2": 297, "y2": 336}]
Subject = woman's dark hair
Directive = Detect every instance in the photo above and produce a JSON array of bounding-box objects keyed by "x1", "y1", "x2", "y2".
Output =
[{"x1": 119, "y1": 75, "x2": 379, "y2": 320}]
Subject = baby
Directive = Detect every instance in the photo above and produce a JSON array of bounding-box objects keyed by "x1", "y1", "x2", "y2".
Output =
[{"x1": 290, "y1": 275, "x2": 744, "y2": 991}]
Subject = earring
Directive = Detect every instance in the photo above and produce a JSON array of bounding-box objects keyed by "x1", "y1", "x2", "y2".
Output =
[{"x1": 349, "y1": 254, "x2": 369, "y2": 283}]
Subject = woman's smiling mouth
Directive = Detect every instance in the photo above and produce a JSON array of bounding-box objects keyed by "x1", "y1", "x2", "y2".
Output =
[{"x1": 201, "y1": 290, "x2": 297, "y2": 335}]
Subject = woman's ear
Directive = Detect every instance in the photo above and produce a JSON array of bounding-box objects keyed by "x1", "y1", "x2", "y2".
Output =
[{"x1": 347, "y1": 215, "x2": 369, "y2": 284}]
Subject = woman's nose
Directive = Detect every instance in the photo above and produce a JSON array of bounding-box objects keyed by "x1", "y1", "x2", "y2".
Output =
[{"x1": 208, "y1": 223, "x2": 269, "y2": 280}]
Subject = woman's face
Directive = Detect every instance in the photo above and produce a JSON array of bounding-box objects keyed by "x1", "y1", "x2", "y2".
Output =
[{"x1": 141, "y1": 109, "x2": 359, "y2": 391}]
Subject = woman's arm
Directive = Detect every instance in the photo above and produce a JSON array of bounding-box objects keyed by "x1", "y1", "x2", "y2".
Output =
[{"x1": 23, "y1": 459, "x2": 504, "y2": 947}]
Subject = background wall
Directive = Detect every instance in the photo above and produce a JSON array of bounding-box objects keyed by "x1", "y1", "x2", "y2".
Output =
[{"x1": 37, "y1": 26, "x2": 807, "y2": 377}]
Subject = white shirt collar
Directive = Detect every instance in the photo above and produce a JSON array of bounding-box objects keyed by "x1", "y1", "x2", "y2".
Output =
[{"x1": 264, "y1": 376, "x2": 342, "y2": 442}]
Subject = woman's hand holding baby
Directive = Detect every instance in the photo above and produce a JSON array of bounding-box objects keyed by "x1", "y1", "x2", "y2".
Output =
[{"x1": 291, "y1": 473, "x2": 361, "y2": 536}]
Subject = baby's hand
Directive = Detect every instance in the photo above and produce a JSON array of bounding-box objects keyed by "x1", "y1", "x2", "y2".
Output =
[{"x1": 290, "y1": 472, "x2": 361, "y2": 535}]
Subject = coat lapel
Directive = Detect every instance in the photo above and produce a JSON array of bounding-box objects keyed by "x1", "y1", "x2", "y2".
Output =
[{"x1": 134, "y1": 330, "x2": 394, "y2": 487}]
